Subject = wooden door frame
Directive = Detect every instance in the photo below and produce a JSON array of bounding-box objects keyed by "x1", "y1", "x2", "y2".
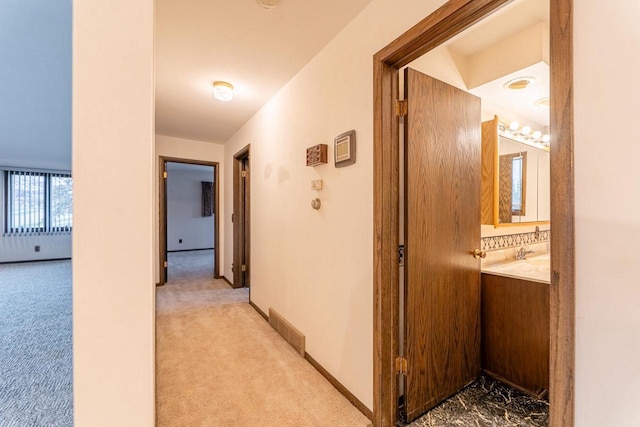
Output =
[
  {"x1": 372, "y1": 1, "x2": 574, "y2": 426},
  {"x1": 158, "y1": 156, "x2": 220, "y2": 285},
  {"x1": 232, "y1": 144, "x2": 250, "y2": 288}
]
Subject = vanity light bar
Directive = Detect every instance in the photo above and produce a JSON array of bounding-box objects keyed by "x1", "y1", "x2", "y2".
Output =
[{"x1": 498, "y1": 121, "x2": 550, "y2": 150}]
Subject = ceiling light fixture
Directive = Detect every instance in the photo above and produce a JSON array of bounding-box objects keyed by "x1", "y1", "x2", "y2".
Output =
[
  {"x1": 255, "y1": 0, "x2": 279, "y2": 9},
  {"x1": 503, "y1": 76, "x2": 536, "y2": 90},
  {"x1": 212, "y1": 81, "x2": 234, "y2": 101},
  {"x1": 534, "y1": 97, "x2": 550, "y2": 108},
  {"x1": 499, "y1": 121, "x2": 550, "y2": 149}
]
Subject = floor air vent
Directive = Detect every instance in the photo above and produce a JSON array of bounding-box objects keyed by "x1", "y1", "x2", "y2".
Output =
[{"x1": 268, "y1": 308, "x2": 305, "y2": 357}]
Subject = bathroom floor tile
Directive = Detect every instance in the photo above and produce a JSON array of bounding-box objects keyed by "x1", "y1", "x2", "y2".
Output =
[{"x1": 408, "y1": 376, "x2": 548, "y2": 426}]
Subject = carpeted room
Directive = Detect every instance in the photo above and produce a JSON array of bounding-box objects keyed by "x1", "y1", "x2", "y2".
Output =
[{"x1": 0, "y1": 261, "x2": 73, "y2": 426}]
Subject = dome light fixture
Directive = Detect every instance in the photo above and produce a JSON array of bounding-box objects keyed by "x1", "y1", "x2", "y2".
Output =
[
  {"x1": 503, "y1": 76, "x2": 536, "y2": 90},
  {"x1": 534, "y1": 97, "x2": 550, "y2": 108},
  {"x1": 212, "y1": 81, "x2": 234, "y2": 101}
]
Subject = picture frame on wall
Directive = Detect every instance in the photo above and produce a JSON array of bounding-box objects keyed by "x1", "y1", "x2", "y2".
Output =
[{"x1": 334, "y1": 130, "x2": 356, "y2": 167}]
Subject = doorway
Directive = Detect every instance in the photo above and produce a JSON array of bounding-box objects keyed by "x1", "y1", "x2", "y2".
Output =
[
  {"x1": 232, "y1": 145, "x2": 250, "y2": 288},
  {"x1": 372, "y1": 0, "x2": 574, "y2": 426},
  {"x1": 158, "y1": 157, "x2": 220, "y2": 285}
]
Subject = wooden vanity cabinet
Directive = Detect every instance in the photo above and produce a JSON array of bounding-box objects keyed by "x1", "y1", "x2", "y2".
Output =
[{"x1": 481, "y1": 273, "x2": 549, "y2": 396}]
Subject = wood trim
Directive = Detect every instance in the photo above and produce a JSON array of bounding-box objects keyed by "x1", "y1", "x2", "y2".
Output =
[
  {"x1": 490, "y1": 220, "x2": 551, "y2": 228},
  {"x1": 481, "y1": 116, "x2": 497, "y2": 225},
  {"x1": 159, "y1": 157, "x2": 167, "y2": 286},
  {"x1": 375, "y1": 0, "x2": 512, "y2": 67},
  {"x1": 373, "y1": 58, "x2": 399, "y2": 427},
  {"x1": 159, "y1": 156, "x2": 221, "y2": 167},
  {"x1": 249, "y1": 300, "x2": 268, "y2": 321},
  {"x1": 213, "y1": 160, "x2": 221, "y2": 279},
  {"x1": 221, "y1": 275, "x2": 234, "y2": 288},
  {"x1": 0, "y1": 257, "x2": 72, "y2": 265},
  {"x1": 167, "y1": 248, "x2": 215, "y2": 253},
  {"x1": 159, "y1": 156, "x2": 220, "y2": 283},
  {"x1": 233, "y1": 145, "x2": 250, "y2": 288},
  {"x1": 305, "y1": 352, "x2": 374, "y2": 422},
  {"x1": 373, "y1": 0, "x2": 574, "y2": 425},
  {"x1": 549, "y1": 0, "x2": 575, "y2": 424}
]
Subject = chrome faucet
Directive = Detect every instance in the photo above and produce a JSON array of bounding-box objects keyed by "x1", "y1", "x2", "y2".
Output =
[{"x1": 515, "y1": 244, "x2": 535, "y2": 260}]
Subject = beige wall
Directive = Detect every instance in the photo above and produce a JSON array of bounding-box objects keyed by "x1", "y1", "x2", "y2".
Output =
[
  {"x1": 72, "y1": 0, "x2": 640, "y2": 424},
  {"x1": 72, "y1": 0, "x2": 155, "y2": 425},
  {"x1": 574, "y1": 1, "x2": 640, "y2": 425},
  {"x1": 155, "y1": 135, "x2": 225, "y2": 282},
  {"x1": 223, "y1": 0, "x2": 449, "y2": 410}
]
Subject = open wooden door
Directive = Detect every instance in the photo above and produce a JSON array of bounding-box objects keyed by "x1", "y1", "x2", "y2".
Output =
[{"x1": 402, "y1": 67, "x2": 482, "y2": 422}]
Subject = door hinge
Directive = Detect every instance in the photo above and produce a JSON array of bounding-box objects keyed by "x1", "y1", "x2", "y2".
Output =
[
  {"x1": 241, "y1": 264, "x2": 246, "y2": 272},
  {"x1": 241, "y1": 170, "x2": 247, "y2": 178},
  {"x1": 163, "y1": 171, "x2": 167, "y2": 179},
  {"x1": 395, "y1": 357, "x2": 408, "y2": 374},
  {"x1": 163, "y1": 261, "x2": 168, "y2": 268},
  {"x1": 395, "y1": 99, "x2": 408, "y2": 117}
]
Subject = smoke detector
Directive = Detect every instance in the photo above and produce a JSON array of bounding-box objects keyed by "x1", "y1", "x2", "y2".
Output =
[{"x1": 255, "y1": 0, "x2": 279, "y2": 9}]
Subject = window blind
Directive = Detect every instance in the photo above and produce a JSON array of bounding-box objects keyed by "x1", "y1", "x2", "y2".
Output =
[{"x1": 4, "y1": 170, "x2": 72, "y2": 236}]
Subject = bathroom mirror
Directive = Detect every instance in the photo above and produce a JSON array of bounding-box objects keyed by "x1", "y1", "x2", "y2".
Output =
[{"x1": 481, "y1": 116, "x2": 550, "y2": 227}]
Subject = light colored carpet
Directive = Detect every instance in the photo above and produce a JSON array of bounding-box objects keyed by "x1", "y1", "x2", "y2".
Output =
[
  {"x1": 0, "y1": 260, "x2": 73, "y2": 427},
  {"x1": 156, "y1": 251, "x2": 370, "y2": 426}
]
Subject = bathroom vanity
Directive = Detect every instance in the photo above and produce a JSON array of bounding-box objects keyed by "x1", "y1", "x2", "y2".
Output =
[{"x1": 481, "y1": 250, "x2": 550, "y2": 397}]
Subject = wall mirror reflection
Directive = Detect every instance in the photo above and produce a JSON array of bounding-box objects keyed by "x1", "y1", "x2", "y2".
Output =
[{"x1": 482, "y1": 116, "x2": 551, "y2": 226}]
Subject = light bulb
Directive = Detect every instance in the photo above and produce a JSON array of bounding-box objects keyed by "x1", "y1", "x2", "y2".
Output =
[
  {"x1": 532, "y1": 131, "x2": 542, "y2": 139},
  {"x1": 509, "y1": 121, "x2": 519, "y2": 131},
  {"x1": 521, "y1": 126, "x2": 531, "y2": 135},
  {"x1": 542, "y1": 134, "x2": 551, "y2": 143}
]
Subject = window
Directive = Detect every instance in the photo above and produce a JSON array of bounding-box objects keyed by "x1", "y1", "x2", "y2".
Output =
[
  {"x1": 511, "y1": 155, "x2": 524, "y2": 215},
  {"x1": 3, "y1": 170, "x2": 73, "y2": 235}
]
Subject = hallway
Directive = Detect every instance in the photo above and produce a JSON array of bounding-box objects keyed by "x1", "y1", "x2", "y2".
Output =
[{"x1": 155, "y1": 251, "x2": 370, "y2": 426}]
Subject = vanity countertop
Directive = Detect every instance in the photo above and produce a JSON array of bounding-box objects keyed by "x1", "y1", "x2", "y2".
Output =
[{"x1": 481, "y1": 249, "x2": 550, "y2": 284}]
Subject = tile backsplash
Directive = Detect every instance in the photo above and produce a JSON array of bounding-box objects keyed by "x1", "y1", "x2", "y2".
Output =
[{"x1": 481, "y1": 229, "x2": 551, "y2": 251}]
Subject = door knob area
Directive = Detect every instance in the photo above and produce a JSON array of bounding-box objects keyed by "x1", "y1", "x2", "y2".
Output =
[{"x1": 472, "y1": 249, "x2": 486, "y2": 259}]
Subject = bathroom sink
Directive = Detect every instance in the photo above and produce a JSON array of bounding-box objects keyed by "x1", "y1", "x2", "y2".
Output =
[
  {"x1": 526, "y1": 257, "x2": 550, "y2": 266},
  {"x1": 482, "y1": 253, "x2": 551, "y2": 283}
]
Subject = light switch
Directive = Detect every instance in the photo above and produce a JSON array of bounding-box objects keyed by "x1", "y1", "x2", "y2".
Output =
[{"x1": 311, "y1": 179, "x2": 323, "y2": 190}]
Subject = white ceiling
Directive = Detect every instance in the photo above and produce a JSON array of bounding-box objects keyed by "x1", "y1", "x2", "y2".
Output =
[
  {"x1": 0, "y1": 0, "x2": 71, "y2": 171},
  {"x1": 470, "y1": 61, "x2": 550, "y2": 128},
  {"x1": 155, "y1": 0, "x2": 373, "y2": 143},
  {"x1": 447, "y1": 0, "x2": 549, "y2": 57},
  {"x1": 407, "y1": 0, "x2": 549, "y2": 130},
  {"x1": 450, "y1": 0, "x2": 549, "y2": 128}
]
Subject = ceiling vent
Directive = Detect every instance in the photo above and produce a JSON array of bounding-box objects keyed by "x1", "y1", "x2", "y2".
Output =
[{"x1": 255, "y1": 0, "x2": 280, "y2": 9}]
